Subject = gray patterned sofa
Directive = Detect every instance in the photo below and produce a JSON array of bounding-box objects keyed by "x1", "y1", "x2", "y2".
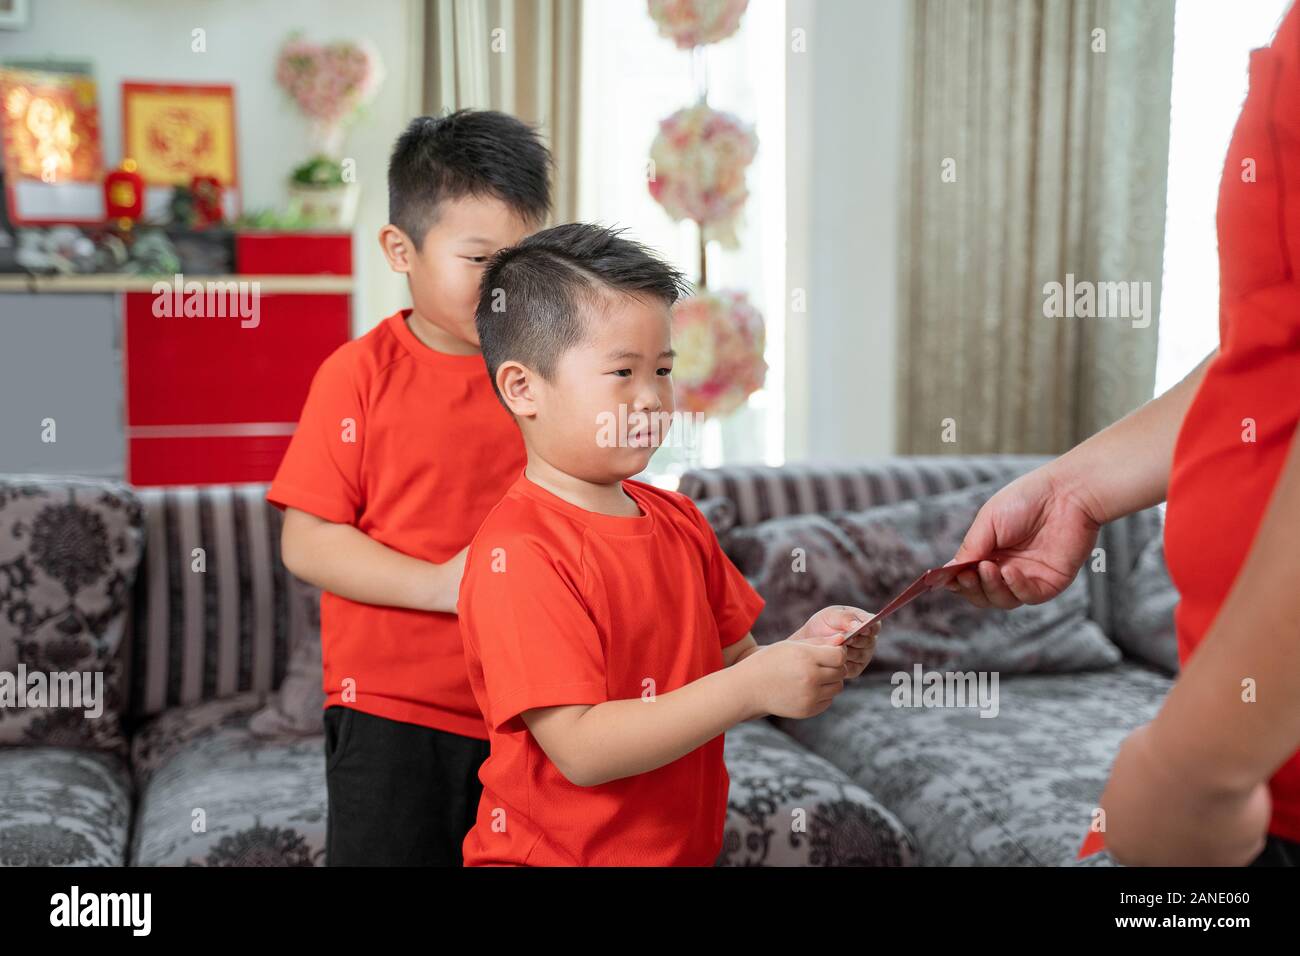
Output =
[
  {"x1": 0, "y1": 455, "x2": 1176, "y2": 866},
  {"x1": 0, "y1": 474, "x2": 915, "y2": 867},
  {"x1": 678, "y1": 455, "x2": 1178, "y2": 866}
]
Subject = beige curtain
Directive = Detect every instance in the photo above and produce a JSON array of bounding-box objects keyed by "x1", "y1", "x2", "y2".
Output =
[
  {"x1": 423, "y1": 0, "x2": 582, "y2": 223},
  {"x1": 898, "y1": 0, "x2": 1175, "y2": 455}
]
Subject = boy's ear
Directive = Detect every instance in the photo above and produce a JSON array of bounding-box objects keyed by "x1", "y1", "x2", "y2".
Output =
[
  {"x1": 497, "y1": 361, "x2": 537, "y2": 419},
  {"x1": 378, "y1": 224, "x2": 415, "y2": 273}
]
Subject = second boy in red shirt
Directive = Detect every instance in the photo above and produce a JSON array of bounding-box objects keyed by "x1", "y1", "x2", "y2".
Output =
[{"x1": 268, "y1": 111, "x2": 551, "y2": 866}]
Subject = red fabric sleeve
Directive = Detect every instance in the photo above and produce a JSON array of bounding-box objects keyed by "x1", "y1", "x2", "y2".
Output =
[
  {"x1": 266, "y1": 349, "x2": 365, "y2": 523},
  {"x1": 466, "y1": 539, "x2": 608, "y2": 735}
]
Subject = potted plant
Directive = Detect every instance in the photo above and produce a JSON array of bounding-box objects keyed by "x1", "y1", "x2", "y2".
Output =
[
  {"x1": 275, "y1": 35, "x2": 383, "y2": 229},
  {"x1": 286, "y1": 155, "x2": 358, "y2": 229}
]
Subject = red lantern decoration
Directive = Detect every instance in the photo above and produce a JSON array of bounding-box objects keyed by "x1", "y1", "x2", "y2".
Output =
[
  {"x1": 190, "y1": 174, "x2": 223, "y2": 226},
  {"x1": 103, "y1": 158, "x2": 144, "y2": 228}
]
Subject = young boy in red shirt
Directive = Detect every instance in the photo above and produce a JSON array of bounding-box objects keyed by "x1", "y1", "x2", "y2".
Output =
[
  {"x1": 267, "y1": 111, "x2": 551, "y2": 865},
  {"x1": 458, "y1": 223, "x2": 881, "y2": 866}
]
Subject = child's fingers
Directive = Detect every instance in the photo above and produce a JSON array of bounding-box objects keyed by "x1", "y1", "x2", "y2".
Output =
[
  {"x1": 822, "y1": 606, "x2": 872, "y2": 639},
  {"x1": 808, "y1": 643, "x2": 850, "y2": 668},
  {"x1": 821, "y1": 608, "x2": 873, "y2": 647},
  {"x1": 845, "y1": 620, "x2": 880, "y2": 645},
  {"x1": 845, "y1": 645, "x2": 872, "y2": 665},
  {"x1": 793, "y1": 605, "x2": 871, "y2": 644}
]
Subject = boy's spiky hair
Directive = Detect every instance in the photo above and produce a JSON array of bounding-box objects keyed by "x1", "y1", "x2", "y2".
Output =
[
  {"x1": 476, "y1": 223, "x2": 691, "y2": 407},
  {"x1": 388, "y1": 110, "x2": 553, "y2": 246}
]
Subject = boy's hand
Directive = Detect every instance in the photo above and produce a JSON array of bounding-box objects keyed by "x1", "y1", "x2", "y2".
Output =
[
  {"x1": 737, "y1": 639, "x2": 849, "y2": 720},
  {"x1": 789, "y1": 605, "x2": 879, "y2": 680},
  {"x1": 425, "y1": 545, "x2": 470, "y2": 613},
  {"x1": 282, "y1": 507, "x2": 469, "y2": 614}
]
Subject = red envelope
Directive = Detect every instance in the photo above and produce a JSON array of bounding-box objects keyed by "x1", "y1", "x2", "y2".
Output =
[{"x1": 845, "y1": 559, "x2": 987, "y2": 639}]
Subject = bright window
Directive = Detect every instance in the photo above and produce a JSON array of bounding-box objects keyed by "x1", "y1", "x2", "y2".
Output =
[
  {"x1": 578, "y1": 0, "x2": 786, "y2": 479},
  {"x1": 1155, "y1": 0, "x2": 1292, "y2": 394}
]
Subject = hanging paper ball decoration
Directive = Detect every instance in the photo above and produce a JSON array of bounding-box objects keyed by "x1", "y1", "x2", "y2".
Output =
[
  {"x1": 671, "y1": 289, "x2": 767, "y2": 418},
  {"x1": 648, "y1": 103, "x2": 757, "y2": 249},
  {"x1": 646, "y1": 0, "x2": 750, "y2": 49}
]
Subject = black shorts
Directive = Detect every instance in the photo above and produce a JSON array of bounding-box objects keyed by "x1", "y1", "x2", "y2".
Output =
[
  {"x1": 323, "y1": 705, "x2": 491, "y2": 866},
  {"x1": 1250, "y1": 834, "x2": 1300, "y2": 866}
]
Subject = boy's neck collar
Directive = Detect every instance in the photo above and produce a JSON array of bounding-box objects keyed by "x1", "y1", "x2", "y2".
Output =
[
  {"x1": 387, "y1": 310, "x2": 484, "y2": 368},
  {"x1": 402, "y1": 308, "x2": 481, "y2": 356},
  {"x1": 521, "y1": 460, "x2": 647, "y2": 521}
]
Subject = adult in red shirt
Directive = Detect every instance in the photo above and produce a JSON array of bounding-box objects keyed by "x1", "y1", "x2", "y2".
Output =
[{"x1": 950, "y1": 1, "x2": 1300, "y2": 866}]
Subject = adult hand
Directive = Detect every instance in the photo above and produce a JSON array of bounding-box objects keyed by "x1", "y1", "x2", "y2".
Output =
[{"x1": 947, "y1": 464, "x2": 1105, "y2": 609}]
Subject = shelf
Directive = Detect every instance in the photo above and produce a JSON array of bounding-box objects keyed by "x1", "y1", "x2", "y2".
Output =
[{"x1": 0, "y1": 273, "x2": 355, "y2": 295}]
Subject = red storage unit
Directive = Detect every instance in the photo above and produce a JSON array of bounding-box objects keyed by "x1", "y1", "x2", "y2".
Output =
[
  {"x1": 236, "y1": 232, "x2": 354, "y2": 275},
  {"x1": 124, "y1": 232, "x2": 353, "y2": 485}
]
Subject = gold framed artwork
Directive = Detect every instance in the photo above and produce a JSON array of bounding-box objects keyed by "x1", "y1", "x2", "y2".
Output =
[{"x1": 121, "y1": 82, "x2": 238, "y2": 189}]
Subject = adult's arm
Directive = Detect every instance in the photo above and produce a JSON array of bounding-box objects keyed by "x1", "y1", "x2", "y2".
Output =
[
  {"x1": 949, "y1": 350, "x2": 1217, "y2": 608},
  {"x1": 1046, "y1": 348, "x2": 1217, "y2": 524}
]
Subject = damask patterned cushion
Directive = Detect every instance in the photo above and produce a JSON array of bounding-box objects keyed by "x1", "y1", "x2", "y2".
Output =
[
  {"x1": 0, "y1": 477, "x2": 144, "y2": 752},
  {"x1": 692, "y1": 496, "x2": 738, "y2": 538},
  {"x1": 728, "y1": 481, "x2": 1122, "y2": 673},
  {"x1": 130, "y1": 693, "x2": 326, "y2": 866},
  {"x1": 1101, "y1": 511, "x2": 1179, "y2": 675},
  {"x1": 718, "y1": 718, "x2": 918, "y2": 866},
  {"x1": 0, "y1": 747, "x2": 132, "y2": 866},
  {"x1": 1070, "y1": 849, "x2": 1118, "y2": 866},
  {"x1": 775, "y1": 662, "x2": 1171, "y2": 865}
]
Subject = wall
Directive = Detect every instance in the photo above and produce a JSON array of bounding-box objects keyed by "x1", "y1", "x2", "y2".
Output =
[
  {"x1": 0, "y1": 0, "x2": 424, "y2": 334},
  {"x1": 786, "y1": 0, "x2": 907, "y2": 460}
]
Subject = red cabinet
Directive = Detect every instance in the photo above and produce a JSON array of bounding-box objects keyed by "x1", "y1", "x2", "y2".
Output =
[{"x1": 124, "y1": 233, "x2": 352, "y2": 485}]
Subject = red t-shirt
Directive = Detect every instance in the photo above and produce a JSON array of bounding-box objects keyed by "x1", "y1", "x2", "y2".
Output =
[
  {"x1": 267, "y1": 310, "x2": 526, "y2": 739},
  {"x1": 458, "y1": 472, "x2": 765, "y2": 866},
  {"x1": 1081, "y1": 3, "x2": 1300, "y2": 858}
]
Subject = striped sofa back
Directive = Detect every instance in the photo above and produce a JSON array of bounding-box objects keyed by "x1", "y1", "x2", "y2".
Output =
[
  {"x1": 122, "y1": 484, "x2": 299, "y2": 722},
  {"x1": 677, "y1": 455, "x2": 1049, "y2": 533}
]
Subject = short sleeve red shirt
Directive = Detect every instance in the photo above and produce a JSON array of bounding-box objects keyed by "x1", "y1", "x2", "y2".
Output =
[
  {"x1": 1081, "y1": 3, "x2": 1300, "y2": 859},
  {"x1": 267, "y1": 310, "x2": 526, "y2": 738},
  {"x1": 457, "y1": 472, "x2": 765, "y2": 866}
]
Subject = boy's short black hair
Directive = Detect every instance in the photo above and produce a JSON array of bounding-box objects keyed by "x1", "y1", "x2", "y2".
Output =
[
  {"x1": 388, "y1": 110, "x2": 552, "y2": 246},
  {"x1": 476, "y1": 223, "x2": 691, "y2": 406}
]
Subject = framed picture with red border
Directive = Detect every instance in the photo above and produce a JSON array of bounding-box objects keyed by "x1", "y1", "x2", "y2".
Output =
[
  {"x1": 121, "y1": 81, "x2": 240, "y2": 218},
  {"x1": 0, "y1": 64, "x2": 105, "y2": 224}
]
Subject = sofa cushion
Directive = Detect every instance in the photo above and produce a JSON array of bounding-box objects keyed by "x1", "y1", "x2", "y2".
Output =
[
  {"x1": 124, "y1": 484, "x2": 298, "y2": 722},
  {"x1": 249, "y1": 574, "x2": 324, "y2": 737},
  {"x1": 0, "y1": 747, "x2": 132, "y2": 865},
  {"x1": 679, "y1": 455, "x2": 1045, "y2": 531},
  {"x1": 719, "y1": 718, "x2": 917, "y2": 866},
  {"x1": 130, "y1": 694, "x2": 326, "y2": 866},
  {"x1": 693, "y1": 496, "x2": 738, "y2": 538},
  {"x1": 1070, "y1": 849, "x2": 1118, "y2": 866},
  {"x1": 0, "y1": 476, "x2": 143, "y2": 753},
  {"x1": 773, "y1": 662, "x2": 1170, "y2": 865},
  {"x1": 1102, "y1": 510, "x2": 1179, "y2": 675},
  {"x1": 728, "y1": 480, "x2": 1121, "y2": 673}
]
